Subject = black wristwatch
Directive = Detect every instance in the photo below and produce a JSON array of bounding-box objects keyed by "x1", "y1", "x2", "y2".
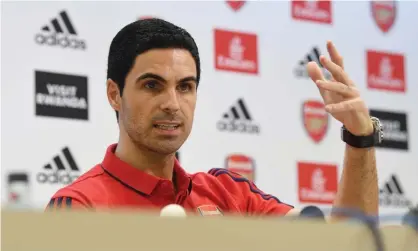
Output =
[{"x1": 341, "y1": 117, "x2": 383, "y2": 148}]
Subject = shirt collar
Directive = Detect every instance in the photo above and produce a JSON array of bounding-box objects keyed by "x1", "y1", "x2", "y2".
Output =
[{"x1": 101, "y1": 144, "x2": 191, "y2": 195}]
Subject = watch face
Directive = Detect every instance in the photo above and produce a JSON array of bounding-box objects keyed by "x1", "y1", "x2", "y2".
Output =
[{"x1": 371, "y1": 117, "x2": 384, "y2": 143}]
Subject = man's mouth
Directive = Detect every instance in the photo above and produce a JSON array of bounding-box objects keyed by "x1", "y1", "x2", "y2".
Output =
[{"x1": 153, "y1": 123, "x2": 181, "y2": 130}]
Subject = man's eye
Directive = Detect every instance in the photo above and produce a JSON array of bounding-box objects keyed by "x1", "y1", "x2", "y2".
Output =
[
  {"x1": 178, "y1": 83, "x2": 191, "y2": 92},
  {"x1": 144, "y1": 81, "x2": 159, "y2": 89}
]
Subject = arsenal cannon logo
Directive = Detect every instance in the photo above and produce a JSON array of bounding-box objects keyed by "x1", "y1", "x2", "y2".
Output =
[
  {"x1": 302, "y1": 100, "x2": 329, "y2": 143},
  {"x1": 371, "y1": 0, "x2": 397, "y2": 33}
]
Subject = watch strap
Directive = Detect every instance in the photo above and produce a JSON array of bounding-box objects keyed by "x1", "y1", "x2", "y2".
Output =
[{"x1": 341, "y1": 117, "x2": 383, "y2": 148}]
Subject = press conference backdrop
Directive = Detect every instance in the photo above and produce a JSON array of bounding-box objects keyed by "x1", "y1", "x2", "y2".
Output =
[{"x1": 1, "y1": 1, "x2": 417, "y2": 216}]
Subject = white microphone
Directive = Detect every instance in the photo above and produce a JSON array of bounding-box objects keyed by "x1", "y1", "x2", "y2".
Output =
[{"x1": 159, "y1": 204, "x2": 187, "y2": 217}]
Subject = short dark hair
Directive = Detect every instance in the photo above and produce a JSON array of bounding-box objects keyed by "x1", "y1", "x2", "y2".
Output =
[{"x1": 106, "y1": 18, "x2": 201, "y2": 120}]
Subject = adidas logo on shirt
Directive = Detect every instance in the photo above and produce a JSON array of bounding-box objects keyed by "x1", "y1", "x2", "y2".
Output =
[
  {"x1": 36, "y1": 147, "x2": 80, "y2": 185},
  {"x1": 294, "y1": 46, "x2": 332, "y2": 79},
  {"x1": 217, "y1": 98, "x2": 260, "y2": 134},
  {"x1": 34, "y1": 10, "x2": 86, "y2": 50},
  {"x1": 379, "y1": 174, "x2": 412, "y2": 208}
]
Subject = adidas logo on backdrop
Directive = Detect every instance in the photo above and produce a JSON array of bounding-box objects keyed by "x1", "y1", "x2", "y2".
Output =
[
  {"x1": 36, "y1": 147, "x2": 80, "y2": 185},
  {"x1": 379, "y1": 174, "x2": 412, "y2": 208},
  {"x1": 34, "y1": 10, "x2": 86, "y2": 50},
  {"x1": 217, "y1": 98, "x2": 260, "y2": 134},
  {"x1": 294, "y1": 46, "x2": 332, "y2": 79}
]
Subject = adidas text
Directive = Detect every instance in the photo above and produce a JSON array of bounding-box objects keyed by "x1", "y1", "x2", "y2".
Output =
[
  {"x1": 36, "y1": 171, "x2": 79, "y2": 185},
  {"x1": 217, "y1": 120, "x2": 260, "y2": 134},
  {"x1": 380, "y1": 195, "x2": 412, "y2": 207},
  {"x1": 35, "y1": 33, "x2": 86, "y2": 50}
]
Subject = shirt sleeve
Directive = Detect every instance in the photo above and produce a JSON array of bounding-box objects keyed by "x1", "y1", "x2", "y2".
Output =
[
  {"x1": 208, "y1": 168, "x2": 294, "y2": 216},
  {"x1": 45, "y1": 196, "x2": 90, "y2": 211},
  {"x1": 44, "y1": 186, "x2": 92, "y2": 212}
]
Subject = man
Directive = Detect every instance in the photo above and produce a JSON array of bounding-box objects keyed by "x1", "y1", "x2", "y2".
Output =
[{"x1": 47, "y1": 18, "x2": 380, "y2": 218}]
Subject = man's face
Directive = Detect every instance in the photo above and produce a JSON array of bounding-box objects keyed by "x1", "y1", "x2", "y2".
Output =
[{"x1": 112, "y1": 48, "x2": 197, "y2": 155}]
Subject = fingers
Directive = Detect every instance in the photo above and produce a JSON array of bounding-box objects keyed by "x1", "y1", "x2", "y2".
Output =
[
  {"x1": 325, "y1": 98, "x2": 361, "y2": 113},
  {"x1": 322, "y1": 41, "x2": 351, "y2": 86},
  {"x1": 307, "y1": 61, "x2": 325, "y2": 82},
  {"x1": 319, "y1": 55, "x2": 353, "y2": 87},
  {"x1": 316, "y1": 80, "x2": 359, "y2": 98},
  {"x1": 307, "y1": 61, "x2": 329, "y2": 101},
  {"x1": 327, "y1": 41, "x2": 344, "y2": 69}
]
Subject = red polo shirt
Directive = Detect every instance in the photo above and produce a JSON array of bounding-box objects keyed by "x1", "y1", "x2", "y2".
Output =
[{"x1": 46, "y1": 144, "x2": 293, "y2": 216}]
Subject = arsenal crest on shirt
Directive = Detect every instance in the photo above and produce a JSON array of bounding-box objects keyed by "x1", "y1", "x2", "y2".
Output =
[
  {"x1": 197, "y1": 205, "x2": 224, "y2": 216},
  {"x1": 226, "y1": 0, "x2": 246, "y2": 11},
  {"x1": 371, "y1": 0, "x2": 397, "y2": 33},
  {"x1": 302, "y1": 100, "x2": 329, "y2": 143}
]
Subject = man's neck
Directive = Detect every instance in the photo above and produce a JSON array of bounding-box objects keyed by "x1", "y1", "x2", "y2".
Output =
[{"x1": 114, "y1": 137, "x2": 175, "y2": 181}]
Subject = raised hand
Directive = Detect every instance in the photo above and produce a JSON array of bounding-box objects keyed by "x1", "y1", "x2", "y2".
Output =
[{"x1": 307, "y1": 41, "x2": 373, "y2": 136}]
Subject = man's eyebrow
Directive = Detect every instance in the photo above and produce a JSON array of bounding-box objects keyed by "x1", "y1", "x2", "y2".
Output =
[
  {"x1": 135, "y1": 73, "x2": 197, "y2": 84},
  {"x1": 179, "y1": 76, "x2": 197, "y2": 83},
  {"x1": 135, "y1": 73, "x2": 167, "y2": 83}
]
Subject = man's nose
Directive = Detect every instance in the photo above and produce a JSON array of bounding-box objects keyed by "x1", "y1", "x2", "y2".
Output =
[{"x1": 160, "y1": 89, "x2": 180, "y2": 114}]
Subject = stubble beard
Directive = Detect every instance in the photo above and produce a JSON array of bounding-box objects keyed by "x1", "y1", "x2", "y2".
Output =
[
  {"x1": 125, "y1": 119, "x2": 185, "y2": 155},
  {"x1": 120, "y1": 99, "x2": 189, "y2": 156}
]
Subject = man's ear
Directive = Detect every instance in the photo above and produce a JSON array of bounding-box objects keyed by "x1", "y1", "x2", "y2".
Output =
[{"x1": 106, "y1": 78, "x2": 121, "y2": 112}]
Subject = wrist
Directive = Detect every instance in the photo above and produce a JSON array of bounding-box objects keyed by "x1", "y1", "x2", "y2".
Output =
[
  {"x1": 341, "y1": 117, "x2": 383, "y2": 148},
  {"x1": 352, "y1": 120, "x2": 374, "y2": 137}
]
